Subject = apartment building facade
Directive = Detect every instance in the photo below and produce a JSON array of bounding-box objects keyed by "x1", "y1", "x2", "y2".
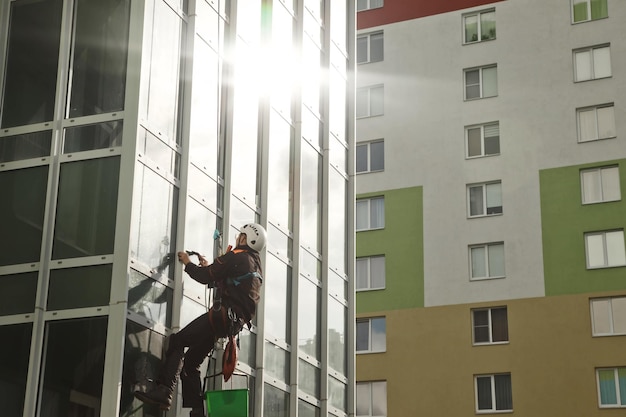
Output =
[
  {"x1": 355, "y1": 0, "x2": 626, "y2": 415},
  {"x1": 0, "y1": 0, "x2": 355, "y2": 416}
]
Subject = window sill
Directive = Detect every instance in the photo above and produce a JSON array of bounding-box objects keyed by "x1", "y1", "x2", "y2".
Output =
[
  {"x1": 473, "y1": 341, "x2": 509, "y2": 347},
  {"x1": 476, "y1": 410, "x2": 513, "y2": 414},
  {"x1": 357, "y1": 287, "x2": 386, "y2": 293},
  {"x1": 470, "y1": 275, "x2": 506, "y2": 282},
  {"x1": 578, "y1": 135, "x2": 617, "y2": 144},
  {"x1": 586, "y1": 264, "x2": 626, "y2": 270},
  {"x1": 356, "y1": 350, "x2": 386, "y2": 355},
  {"x1": 463, "y1": 37, "x2": 497, "y2": 46},
  {"x1": 467, "y1": 213, "x2": 503, "y2": 219}
]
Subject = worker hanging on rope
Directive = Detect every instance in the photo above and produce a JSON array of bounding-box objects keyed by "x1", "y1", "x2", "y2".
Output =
[{"x1": 134, "y1": 223, "x2": 266, "y2": 417}]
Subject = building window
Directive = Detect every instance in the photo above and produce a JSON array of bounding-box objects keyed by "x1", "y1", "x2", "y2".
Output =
[
  {"x1": 356, "y1": 255, "x2": 385, "y2": 291},
  {"x1": 356, "y1": 381, "x2": 387, "y2": 416},
  {"x1": 356, "y1": 317, "x2": 386, "y2": 353},
  {"x1": 591, "y1": 297, "x2": 626, "y2": 336},
  {"x1": 464, "y1": 65, "x2": 497, "y2": 100},
  {"x1": 472, "y1": 307, "x2": 509, "y2": 345},
  {"x1": 470, "y1": 243, "x2": 505, "y2": 280},
  {"x1": 585, "y1": 230, "x2": 626, "y2": 269},
  {"x1": 466, "y1": 122, "x2": 500, "y2": 158},
  {"x1": 468, "y1": 181, "x2": 502, "y2": 217},
  {"x1": 357, "y1": 32, "x2": 383, "y2": 64},
  {"x1": 572, "y1": 0, "x2": 608, "y2": 23},
  {"x1": 597, "y1": 368, "x2": 626, "y2": 407},
  {"x1": 574, "y1": 45, "x2": 611, "y2": 82},
  {"x1": 581, "y1": 166, "x2": 620, "y2": 204},
  {"x1": 356, "y1": 85, "x2": 384, "y2": 118},
  {"x1": 463, "y1": 9, "x2": 496, "y2": 44},
  {"x1": 577, "y1": 104, "x2": 616, "y2": 142},
  {"x1": 356, "y1": 140, "x2": 384, "y2": 173},
  {"x1": 475, "y1": 374, "x2": 513, "y2": 412},
  {"x1": 357, "y1": 0, "x2": 383, "y2": 12},
  {"x1": 356, "y1": 197, "x2": 384, "y2": 231}
]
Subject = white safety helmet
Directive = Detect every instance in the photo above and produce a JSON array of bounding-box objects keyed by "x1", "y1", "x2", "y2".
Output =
[{"x1": 240, "y1": 223, "x2": 267, "y2": 252}]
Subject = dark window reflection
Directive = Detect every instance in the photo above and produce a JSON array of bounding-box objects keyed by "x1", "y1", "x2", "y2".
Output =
[
  {"x1": 40, "y1": 317, "x2": 108, "y2": 417},
  {"x1": 0, "y1": 166, "x2": 48, "y2": 266},
  {"x1": 0, "y1": 323, "x2": 32, "y2": 417},
  {"x1": 128, "y1": 269, "x2": 173, "y2": 328},
  {"x1": 48, "y1": 265, "x2": 112, "y2": 310},
  {"x1": 1, "y1": 0, "x2": 63, "y2": 128},
  {"x1": 64, "y1": 121, "x2": 123, "y2": 153},
  {"x1": 0, "y1": 272, "x2": 38, "y2": 316},
  {"x1": 68, "y1": 0, "x2": 130, "y2": 117},
  {"x1": 0, "y1": 130, "x2": 52, "y2": 163}
]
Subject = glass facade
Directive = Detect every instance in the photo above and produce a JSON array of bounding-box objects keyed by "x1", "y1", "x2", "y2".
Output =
[{"x1": 0, "y1": 0, "x2": 355, "y2": 416}]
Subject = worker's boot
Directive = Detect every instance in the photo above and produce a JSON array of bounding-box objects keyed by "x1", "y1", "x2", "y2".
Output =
[
  {"x1": 190, "y1": 407, "x2": 206, "y2": 417},
  {"x1": 134, "y1": 384, "x2": 173, "y2": 410}
]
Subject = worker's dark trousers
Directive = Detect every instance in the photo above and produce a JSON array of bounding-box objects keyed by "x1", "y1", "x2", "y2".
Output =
[{"x1": 158, "y1": 309, "x2": 228, "y2": 408}]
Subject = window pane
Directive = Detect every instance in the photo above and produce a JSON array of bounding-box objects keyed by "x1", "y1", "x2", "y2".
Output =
[
  {"x1": 0, "y1": 272, "x2": 38, "y2": 316},
  {"x1": 371, "y1": 317, "x2": 386, "y2": 352},
  {"x1": 473, "y1": 310, "x2": 490, "y2": 343},
  {"x1": 370, "y1": 198, "x2": 385, "y2": 228},
  {"x1": 41, "y1": 317, "x2": 107, "y2": 416},
  {"x1": 477, "y1": 376, "x2": 493, "y2": 410},
  {"x1": 301, "y1": 142, "x2": 321, "y2": 251},
  {"x1": 602, "y1": 167, "x2": 620, "y2": 201},
  {"x1": 578, "y1": 108, "x2": 598, "y2": 141},
  {"x1": 370, "y1": 86, "x2": 384, "y2": 116},
  {"x1": 486, "y1": 183, "x2": 502, "y2": 214},
  {"x1": 328, "y1": 377, "x2": 346, "y2": 411},
  {"x1": 370, "y1": 32, "x2": 384, "y2": 62},
  {"x1": 370, "y1": 256, "x2": 385, "y2": 288},
  {"x1": 298, "y1": 399, "x2": 320, "y2": 417},
  {"x1": 370, "y1": 141, "x2": 384, "y2": 171},
  {"x1": 591, "y1": 299, "x2": 611, "y2": 334},
  {"x1": 582, "y1": 169, "x2": 602, "y2": 203},
  {"x1": 0, "y1": 323, "x2": 32, "y2": 417},
  {"x1": 356, "y1": 36, "x2": 368, "y2": 63},
  {"x1": 481, "y1": 11, "x2": 496, "y2": 40},
  {"x1": 264, "y1": 384, "x2": 289, "y2": 417},
  {"x1": 0, "y1": 166, "x2": 48, "y2": 266},
  {"x1": 469, "y1": 186, "x2": 484, "y2": 216},
  {"x1": 586, "y1": 234, "x2": 605, "y2": 268},
  {"x1": 2, "y1": 0, "x2": 63, "y2": 128},
  {"x1": 484, "y1": 124, "x2": 500, "y2": 155},
  {"x1": 605, "y1": 231, "x2": 625, "y2": 266},
  {"x1": 467, "y1": 128, "x2": 482, "y2": 157},
  {"x1": 575, "y1": 50, "x2": 592, "y2": 81},
  {"x1": 265, "y1": 256, "x2": 291, "y2": 344},
  {"x1": 267, "y1": 115, "x2": 294, "y2": 229},
  {"x1": 573, "y1": 0, "x2": 588, "y2": 22},
  {"x1": 593, "y1": 47, "x2": 611, "y2": 79},
  {"x1": 356, "y1": 200, "x2": 369, "y2": 230},
  {"x1": 64, "y1": 121, "x2": 123, "y2": 153},
  {"x1": 612, "y1": 298, "x2": 626, "y2": 334},
  {"x1": 328, "y1": 299, "x2": 346, "y2": 372},
  {"x1": 265, "y1": 341, "x2": 290, "y2": 383},
  {"x1": 299, "y1": 277, "x2": 321, "y2": 358},
  {"x1": 356, "y1": 144, "x2": 368, "y2": 173},
  {"x1": 356, "y1": 89, "x2": 369, "y2": 118},
  {"x1": 128, "y1": 269, "x2": 173, "y2": 328},
  {"x1": 53, "y1": 157, "x2": 120, "y2": 259},
  {"x1": 599, "y1": 369, "x2": 617, "y2": 405},
  {"x1": 482, "y1": 67, "x2": 498, "y2": 97},
  {"x1": 494, "y1": 374, "x2": 512, "y2": 410},
  {"x1": 471, "y1": 246, "x2": 486, "y2": 278},
  {"x1": 465, "y1": 70, "x2": 480, "y2": 99},
  {"x1": 491, "y1": 308, "x2": 508, "y2": 342},
  {"x1": 488, "y1": 244, "x2": 505, "y2": 277},
  {"x1": 356, "y1": 320, "x2": 370, "y2": 351},
  {"x1": 591, "y1": 0, "x2": 608, "y2": 19},
  {"x1": 464, "y1": 15, "x2": 478, "y2": 42},
  {"x1": 597, "y1": 106, "x2": 616, "y2": 138},
  {"x1": 48, "y1": 265, "x2": 112, "y2": 310},
  {"x1": 0, "y1": 130, "x2": 52, "y2": 163},
  {"x1": 356, "y1": 258, "x2": 368, "y2": 290},
  {"x1": 298, "y1": 359, "x2": 320, "y2": 397},
  {"x1": 371, "y1": 381, "x2": 387, "y2": 415},
  {"x1": 69, "y1": 0, "x2": 130, "y2": 117},
  {"x1": 356, "y1": 383, "x2": 370, "y2": 415}
]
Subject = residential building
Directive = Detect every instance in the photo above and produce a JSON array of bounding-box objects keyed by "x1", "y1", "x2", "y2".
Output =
[
  {"x1": 0, "y1": 0, "x2": 355, "y2": 416},
  {"x1": 356, "y1": 0, "x2": 626, "y2": 415}
]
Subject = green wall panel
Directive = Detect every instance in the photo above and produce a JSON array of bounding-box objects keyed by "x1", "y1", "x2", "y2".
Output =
[
  {"x1": 540, "y1": 159, "x2": 626, "y2": 295},
  {"x1": 356, "y1": 186, "x2": 423, "y2": 313}
]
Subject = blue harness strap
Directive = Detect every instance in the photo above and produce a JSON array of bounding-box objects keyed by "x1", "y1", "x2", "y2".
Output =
[{"x1": 226, "y1": 271, "x2": 262, "y2": 286}]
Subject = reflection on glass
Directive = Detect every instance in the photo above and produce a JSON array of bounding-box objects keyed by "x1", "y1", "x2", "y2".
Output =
[
  {"x1": 184, "y1": 198, "x2": 217, "y2": 297},
  {"x1": 229, "y1": 198, "x2": 256, "y2": 235},
  {"x1": 300, "y1": 142, "x2": 321, "y2": 252},
  {"x1": 328, "y1": 298, "x2": 346, "y2": 374},
  {"x1": 120, "y1": 321, "x2": 165, "y2": 415},
  {"x1": 1, "y1": 0, "x2": 63, "y2": 128},
  {"x1": 329, "y1": 0, "x2": 346, "y2": 50},
  {"x1": 40, "y1": 317, "x2": 107, "y2": 416},
  {"x1": 301, "y1": 38, "x2": 322, "y2": 114},
  {"x1": 0, "y1": 166, "x2": 48, "y2": 266},
  {"x1": 301, "y1": 107, "x2": 321, "y2": 148},
  {"x1": 180, "y1": 296, "x2": 208, "y2": 329},
  {"x1": 328, "y1": 169, "x2": 346, "y2": 273},
  {"x1": 298, "y1": 359, "x2": 320, "y2": 397},
  {"x1": 270, "y1": 4, "x2": 295, "y2": 117},
  {"x1": 139, "y1": 127, "x2": 180, "y2": 178},
  {"x1": 267, "y1": 223, "x2": 292, "y2": 261},
  {"x1": 130, "y1": 164, "x2": 178, "y2": 279},
  {"x1": 53, "y1": 157, "x2": 120, "y2": 259},
  {"x1": 0, "y1": 130, "x2": 52, "y2": 163},
  {"x1": 328, "y1": 376, "x2": 347, "y2": 411},
  {"x1": 267, "y1": 114, "x2": 294, "y2": 230},
  {"x1": 68, "y1": 0, "x2": 130, "y2": 117},
  {"x1": 328, "y1": 270, "x2": 347, "y2": 301},
  {"x1": 188, "y1": 165, "x2": 218, "y2": 210},
  {"x1": 328, "y1": 67, "x2": 346, "y2": 142},
  {"x1": 0, "y1": 323, "x2": 32, "y2": 417},
  {"x1": 264, "y1": 255, "x2": 291, "y2": 345},
  {"x1": 0, "y1": 272, "x2": 38, "y2": 316},
  {"x1": 238, "y1": 328, "x2": 256, "y2": 367},
  {"x1": 128, "y1": 269, "x2": 173, "y2": 328},
  {"x1": 64, "y1": 121, "x2": 123, "y2": 153},
  {"x1": 300, "y1": 249, "x2": 321, "y2": 282},
  {"x1": 329, "y1": 135, "x2": 347, "y2": 173},
  {"x1": 264, "y1": 341, "x2": 289, "y2": 383},
  {"x1": 298, "y1": 277, "x2": 320, "y2": 359},
  {"x1": 264, "y1": 384, "x2": 289, "y2": 417},
  {"x1": 298, "y1": 399, "x2": 320, "y2": 417},
  {"x1": 48, "y1": 265, "x2": 112, "y2": 310}
]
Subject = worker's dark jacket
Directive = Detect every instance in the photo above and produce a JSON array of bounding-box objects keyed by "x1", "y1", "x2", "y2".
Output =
[{"x1": 184, "y1": 245, "x2": 263, "y2": 326}]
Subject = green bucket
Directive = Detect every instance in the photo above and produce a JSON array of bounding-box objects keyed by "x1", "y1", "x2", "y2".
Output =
[{"x1": 205, "y1": 388, "x2": 249, "y2": 417}]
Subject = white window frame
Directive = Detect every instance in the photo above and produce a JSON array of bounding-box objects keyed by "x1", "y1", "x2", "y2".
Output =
[
  {"x1": 356, "y1": 140, "x2": 384, "y2": 173},
  {"x1": 576, "y1": 104, "x2": 616, "y2": 143},
  {"x1": 475, "y1": 373, "x2": 513, "y2": 413},
  {"x1": 464, "y1": 65, "x2": 498, "y2": 100},
  {"x1": 357, "y1": 0, "x2": 384, "y2": 12},
  {"x1": 356, "y1": 317, "x2": 386, "y2": 354},
  {"x1": 571, "y1": 0, "x2": 608, "y2": 23},
  {"x1": 472, "y1": 307, "x2": 509, "y2": 345},
  {"x1": 596, "y1": 367, "x2": 626, "y2": 408},
  {"x1": 574, "y1": 45, "x2": 611, "y2": 82},
  {"x1": 463, "y1": 9, "x2": 496, "y2": 44},
  {"x1": 465, "y1": 122, "x2": 500, "y2": 158},
  {"x1": 467, "y1": 181, "x2": 502, "y2": 217},
  {"x1": 591, "y1": 297, "x2": 626, "y2": 336},
  {"x1": 469, "y1": 242, "x2": 505, "y2": 281},
  {"x1": 357, "y1": 31, "x2": 383, "y2": 64},
  {"x1": 356, "y1": 255, "x2": 386, "y2": 291},
  {"x1": 356, "y1": 381, "x2": 387, "y2": 417},
  {"x1": 356, "y1": 85, "x2": 384, "y2": 118},
  {"x1": 585, "y1": 230, "x2": 626, "y2": 269},
  {"x1": 356, "y1": 197, "x2": 384, "y2": 231},
  {"x1": 580, "y1": 165, "x2": 621, "y2": 204}
]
